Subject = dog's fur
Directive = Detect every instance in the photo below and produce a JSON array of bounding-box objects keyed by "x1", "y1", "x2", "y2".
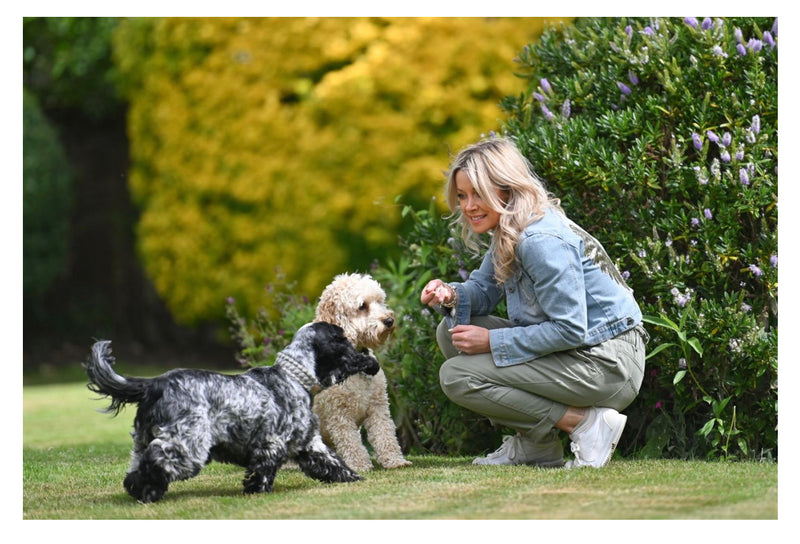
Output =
[
  {"x1": 84, "y1": 322, "x2": 379, "y2": 503},
  {"x1": 313, "y1": 273, "x2": 412, "y2": 472}
]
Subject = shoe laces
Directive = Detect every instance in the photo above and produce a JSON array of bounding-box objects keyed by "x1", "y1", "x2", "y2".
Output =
[{"x1": 569, "y1": 441, "x2": 587, "y2": 466}]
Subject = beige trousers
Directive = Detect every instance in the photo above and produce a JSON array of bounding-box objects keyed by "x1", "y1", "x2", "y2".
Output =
[{"x1": 437, "y1": 316, "x2": 647, "y2": 442}]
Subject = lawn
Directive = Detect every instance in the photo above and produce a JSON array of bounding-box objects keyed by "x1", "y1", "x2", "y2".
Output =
[{"x1": 23, "y1": 381, "x2": 778, "y2": 521}]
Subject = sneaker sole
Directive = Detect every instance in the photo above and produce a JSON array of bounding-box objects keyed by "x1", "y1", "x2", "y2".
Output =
[
  {"x1": 525, "y1": 459, "x2": 565, "y2": 468},
  {"x1": 599, "y1": 413, "x2": 627, "y2": 467}
]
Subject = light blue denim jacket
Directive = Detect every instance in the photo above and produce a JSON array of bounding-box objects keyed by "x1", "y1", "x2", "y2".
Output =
[{"x1": 446, "y1": 208, "x2": 642, "y2": 367}]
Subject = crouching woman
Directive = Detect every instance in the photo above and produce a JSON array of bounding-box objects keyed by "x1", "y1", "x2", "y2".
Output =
[{"x1": 420, "y1": 137, "x2": 648, "y2": 468}]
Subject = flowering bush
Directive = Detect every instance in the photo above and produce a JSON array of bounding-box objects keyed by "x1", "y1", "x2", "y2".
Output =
[{"x1": 502, "y1": 17, "x2": 777, "y2": 459}]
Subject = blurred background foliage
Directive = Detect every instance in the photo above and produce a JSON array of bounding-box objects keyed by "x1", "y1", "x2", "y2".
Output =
[
  {"x1": 23, "y1": 16, "x2": 555, "y2": 369},
  {"x1": 112, "y1": 17, "x2": 551, "y2": 325}
]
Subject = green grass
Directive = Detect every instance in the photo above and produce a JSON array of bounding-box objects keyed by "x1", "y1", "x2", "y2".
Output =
[{"x1": 23, "y1": 382, "x2": 778, "y2": 520}]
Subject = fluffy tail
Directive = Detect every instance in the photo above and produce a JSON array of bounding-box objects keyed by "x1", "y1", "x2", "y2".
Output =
[{"x1": 84, "y1": 340, "x2": 151, "y2": 416}]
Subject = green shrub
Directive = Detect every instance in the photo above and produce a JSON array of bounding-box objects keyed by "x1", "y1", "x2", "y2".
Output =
[
  {"x1": 501, "y1": 17, "x2": 777, "y2": 459},
  {"x1": 23, "y1": 17, "x2": 123, "y2": 120},
  {"x1": 23, "y1": 89, "x2": 72, "y2": 303}
]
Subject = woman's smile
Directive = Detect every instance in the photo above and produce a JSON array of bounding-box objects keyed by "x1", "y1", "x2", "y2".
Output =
[{"x1": 455, "y1": 170, "x2": 502, "y2": 234}]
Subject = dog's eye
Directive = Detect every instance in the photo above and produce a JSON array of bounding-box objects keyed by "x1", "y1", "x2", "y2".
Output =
[{"x1": 359, "y1": 302, "x2": 368, "y2": 311}]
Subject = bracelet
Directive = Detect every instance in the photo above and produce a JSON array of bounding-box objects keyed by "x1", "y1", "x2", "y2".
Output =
[{"x1": 441, "y1": 283, "x2": 458, "y2": 308}]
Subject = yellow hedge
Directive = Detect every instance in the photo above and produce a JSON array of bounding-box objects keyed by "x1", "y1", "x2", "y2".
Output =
[{"x1": 113, "y1": 17, "x2": 554, "y2": 324}]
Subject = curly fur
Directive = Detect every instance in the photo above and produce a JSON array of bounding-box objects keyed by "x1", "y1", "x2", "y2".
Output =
[
  {"x1": 84, "y1": 322, "x2": 379, "y2": 503},
  {"x1": 313, "y1": 273, "x2": 412, "y2": 472}
]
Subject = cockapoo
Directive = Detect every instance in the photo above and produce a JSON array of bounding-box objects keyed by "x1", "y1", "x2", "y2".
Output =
[
  {"x1": 84, "y1": 322, "x2": 379, "y2": 503},
  {"x1": 313, "y1": 273, "x2": 412, "y2": 472}
]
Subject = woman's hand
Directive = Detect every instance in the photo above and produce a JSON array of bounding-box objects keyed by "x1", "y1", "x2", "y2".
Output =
[
  {"x1": 421, "y1": 279, "x2": 455, "y2": 307},
  {"x1": 450, "y1": 325, "x2": 491, "y2": 355}
]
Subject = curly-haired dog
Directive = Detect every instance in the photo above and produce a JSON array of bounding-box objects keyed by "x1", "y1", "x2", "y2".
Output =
[
  {"x1": 313, "y1": 273, "x2": 412, "y2": 472},
  {"x1": 84, "y1": 322, "x2": 379, "y2": 503}
]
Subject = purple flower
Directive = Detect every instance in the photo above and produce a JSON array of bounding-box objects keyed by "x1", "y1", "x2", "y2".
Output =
[
  {"x1": 712, "y1": 45, "x2": 727, "y2": 58},
  {"x1": 751, "y1": 114, "x2": 761, "y2": 135},
  {"x1": 622, "y1": 270, "x2": 631, "y2": 281},
  {"x1": 740, "y1": 303, "x2": 752, "y2": 312},
  {"x1": 763, "y1": 31, "x2": 775, "y2": 48},
  {"x1": 704, "y1": 208, "x2": 713, "y2": 220},
  {"x1": 734, "y1": 27, "x2": 743, "y2": 43},
  {"x1": 770, "y1": 254, "x2": 778, "y2": 267},
  {"x1": 678, "y1": 358, "x2": 687, "y2": 370},
  {"x1": 638, "y1": 249, "x2": 647, "y2": 258},
  {"x1": 533, "y1": 92, "x2": 546, "y2": 102},
  {"x1": 739, "y1": 168, "x2": 750, "y2": 186},
  {"x1": 628, "y1": 70, "x2": 639, "y2": 86},
  {"x1": 561, "y1": 98, "x2": 571, "y2": 119},
  {"x1": 655, "y1": 401, "x2": 663, "y2": 410},
  {"x1": 749, "y1": 264, "x2": 763, "y2": 277},
  {"x1": 459, "y1": 268, "x2": 469, "y2": 281},
  {"x1": 625, "y1": 25, "x2": 633, "y2": 36},
  {"x1": 737, "y1": 43, "x2": 747, "y2": 56},
  {"x1": 684, "y1": 17, "x2": 698, "y2": 29},
  {"x1": 701, "y1": 18, "x2": 713, "y2": 30},
  {"x1": 720, "y1": 150, "x2": 731, "y2": 163},
  {"x1": 692, "y1": 132, "x2": 703, "y2": 150},
  {"x1": 748, "y1": 38, "x2": 763, "y2": 52},
  {"x1": 691, "y1": 217, "x2": 700, "y2": 227},
  {"x1": 541, "y1": 104, "x2": 554, "y2": 121},
  {"x1": 540, "y1": 78, "x2": 553, "y2": 94},
  {"x1": 226, "y1": 296, "x2": 236, "y2": 305},
  {"x1": 617, "y1": 81, "x2": 632, "y2": 95},
  {"x1": 772, "y1": 18, "x2": 778, "y2": 37},
  {"x1": 263, "y1": 337, "x2": 272, "y2": 345},
  {"x1": 721, "y1": 132, "x2": 732, "y2": 147},
  {"x1": 643, "y1": 26, "x2": 655, "y2": 36},
  {"x1": 735, "y1": 145, "x2": 745, "y2": 161},
  {"x1": 706, "y1": 130, "x2": 719, "y2": 144}
]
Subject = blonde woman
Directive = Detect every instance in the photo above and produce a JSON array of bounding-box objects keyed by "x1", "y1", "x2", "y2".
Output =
[{"x1": 420, "y1": 137, "x2": 648, "y2": 468}]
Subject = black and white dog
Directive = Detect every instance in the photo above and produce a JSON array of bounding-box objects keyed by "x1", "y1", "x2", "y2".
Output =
[{"x1": 84, "y1": 322, "x2": 380, "y2": 503}]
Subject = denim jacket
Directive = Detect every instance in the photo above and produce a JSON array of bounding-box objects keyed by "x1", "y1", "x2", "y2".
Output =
[{"x1": 446, "y1": 208, "x2": 642, "y2": 367}]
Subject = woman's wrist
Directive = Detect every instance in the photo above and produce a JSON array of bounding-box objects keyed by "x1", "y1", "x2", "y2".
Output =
[{"x1": 441, "y1": 283, "x2": 458, "y2": 308}]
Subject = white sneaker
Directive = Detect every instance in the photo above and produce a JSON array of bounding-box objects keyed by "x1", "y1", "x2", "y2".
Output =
[
  {"x1": 473, "y1": 433, "x2": 564, "y2": 468},
  {"x1": 565, "y1": 407, "x2": 627, "y2": 468}
]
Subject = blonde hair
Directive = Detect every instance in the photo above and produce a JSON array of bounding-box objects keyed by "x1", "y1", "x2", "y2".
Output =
[{"x1": 446, "y1": 137, "x2": 562, "y2": 284}]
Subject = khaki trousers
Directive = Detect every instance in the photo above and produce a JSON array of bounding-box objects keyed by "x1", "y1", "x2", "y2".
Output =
[{"x1": 437, "y1": 316, "x2": 646, "y2": 442}]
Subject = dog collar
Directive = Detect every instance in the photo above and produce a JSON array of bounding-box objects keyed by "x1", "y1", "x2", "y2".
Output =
[{"x1": 275, "y1": 352, "x2": 322, "y2": 395}]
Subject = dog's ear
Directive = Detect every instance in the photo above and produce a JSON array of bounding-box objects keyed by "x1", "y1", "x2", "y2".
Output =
[{"x1": 309, "y1": 322, "x2": 379, "y2": 385}]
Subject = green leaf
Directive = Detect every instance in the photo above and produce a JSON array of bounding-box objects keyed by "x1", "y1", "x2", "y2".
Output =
[
  {"x1": 642, "y1": 314, "x2": 680, "y2": 332},
  {"x1": 644, "y1": 342, "x2": 677, "y2": 359},
  {"x1": 673, "y1": 370, "x2": 686, "y2": 385},
  {"x1": 698, "y1": 418, "x2": 716, "y2": 436},
  {"x1": 687, "y1": 337, "x2": 704, "y2": 357}
]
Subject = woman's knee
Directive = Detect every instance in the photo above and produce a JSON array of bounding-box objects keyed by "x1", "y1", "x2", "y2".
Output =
[{"x1": 439, "y1": 358, "x2": 468, "y2": 400}]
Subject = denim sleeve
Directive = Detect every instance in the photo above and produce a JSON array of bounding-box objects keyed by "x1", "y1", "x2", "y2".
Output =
[
  {"x1": 489, "y1": 232, "x2": 588, "y2": 366},
  {"x1": 449, "y1": 250, "x2": 504, "y2": 326}
]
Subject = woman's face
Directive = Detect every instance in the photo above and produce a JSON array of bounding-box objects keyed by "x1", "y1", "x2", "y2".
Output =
[{"x1": 455, "y1": 170, "x2": 502, "y2": 234}]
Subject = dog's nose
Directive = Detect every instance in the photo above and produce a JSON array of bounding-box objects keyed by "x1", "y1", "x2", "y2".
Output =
[{"x1": 383, "y1": 317, "x2": 395, "y2": 329}]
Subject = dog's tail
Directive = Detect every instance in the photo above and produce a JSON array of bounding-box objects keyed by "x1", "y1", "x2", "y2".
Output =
[{"x1": 84, "y1": 340, "x2": 152, "y2": 416}]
